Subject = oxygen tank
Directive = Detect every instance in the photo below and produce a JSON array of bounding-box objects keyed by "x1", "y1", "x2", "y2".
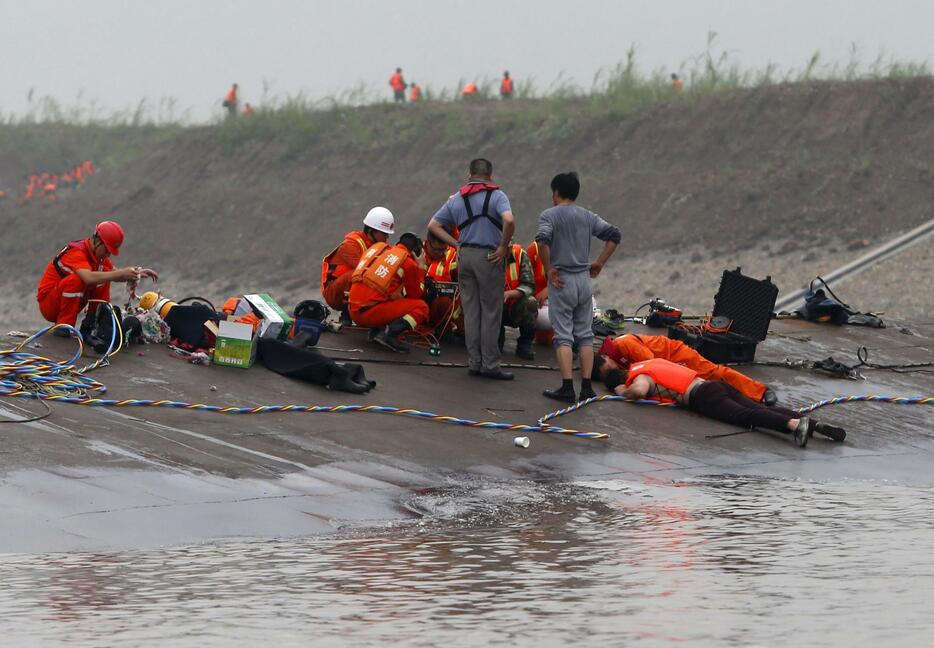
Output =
[{"x1": 138, "y1": 291, "x2": 177, "y2": 320}]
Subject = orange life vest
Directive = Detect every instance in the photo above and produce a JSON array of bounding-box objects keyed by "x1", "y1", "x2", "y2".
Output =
[
  {"x1": 463, "y1": 82, "x2": 477, "y2": 95},
  {"x1": 352, "y1": 242, "x2": 410, "y2": 296},
  {"x1": 410, "y1": 84, "x2": 421, "y2": 101},
  {"x1": 389, "y1": 72, "x2": 405, "y2": 91},
  {"x1": 226, "y1": 87, "x2": 237, "y2": 104},
  {"x1": 320, "y1": 231, "x2": 370, "y2": 288},
  {"x1": 626, "y1": 358, "x2": 698, "y2": 399},
  {"x1": 526, "y1": 241, "x2": 547, "y2": 293},
  {"x1": 501, "y1": 77, "x2": 513, "y2": 95},
  {"x1": 427, "y1": 246, "x2": 457, "y2": 282},
  {"x1": 504, "y1": 243, "x2": 524, "y2": 291}
]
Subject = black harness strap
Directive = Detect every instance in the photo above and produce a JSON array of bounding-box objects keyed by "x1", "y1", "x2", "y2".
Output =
[{"x1": 460, "y1": 190, "x2": 501, "y2": 231}]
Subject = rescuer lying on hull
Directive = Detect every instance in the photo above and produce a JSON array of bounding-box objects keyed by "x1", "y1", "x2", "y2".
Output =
[
  {"x1": 604, "y1": 358, "x2": 847, "y2": 447},
  {"x1": 594, "y1": 334, "x2": 777, "y2": 405}
]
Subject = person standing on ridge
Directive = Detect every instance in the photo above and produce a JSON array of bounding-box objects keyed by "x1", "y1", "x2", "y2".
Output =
[
  {"x1": 428, "y1": 158, "x2": 516, "y2": 380},
  {"x1": 37, "y1": 220, "x2": 159, "y2": 330},
  {"x1": 223, "y1": 83, "x2": 239, "y2": 117},
  {"x1": 500, "y1": 71, "x2": 514, "y2": 99},
  {"x1": 537, "y1": 172, "x2": 620, "y2": 403},
  {"x1": 321, "y1": 207, "x2": 395, "y2": 322},
  {"x1": 409, "y1": 81, "x2": 422, "y2": 102},
  {"x1": 389, "y1": 68, "x2": 407, "y2": 102},
  {"x1": 671, "y1": 73, "x2": 682, "y2": 91}
]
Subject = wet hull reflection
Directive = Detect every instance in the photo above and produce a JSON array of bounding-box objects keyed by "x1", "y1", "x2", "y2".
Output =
[{"x1": 2, "y1": 475, "x2": 932, "y2": 646}]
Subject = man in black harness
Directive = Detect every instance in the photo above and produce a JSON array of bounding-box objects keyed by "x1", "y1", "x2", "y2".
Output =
[{"x1": 428, "y1": 158, "x2": 516, "y2": 379}]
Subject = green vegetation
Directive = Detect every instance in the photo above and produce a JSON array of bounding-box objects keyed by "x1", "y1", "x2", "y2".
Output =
[{"x1": 1, "y1": 34, "x2": 929, "y2": 169}]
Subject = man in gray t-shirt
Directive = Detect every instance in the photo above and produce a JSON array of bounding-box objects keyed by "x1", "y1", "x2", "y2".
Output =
[
  {"x1": 535, "y1": 172, "x2": 620, "y2": 403},
  {"x1": 428, "y1": 158, "x2": 516, "y2": 379}
]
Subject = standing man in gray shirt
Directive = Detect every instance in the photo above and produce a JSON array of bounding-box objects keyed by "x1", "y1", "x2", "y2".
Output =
[
  {"x1": 536, "y1": 172, "x2": 621, "y2": 402},
  {"x1": 428, "y1": 158, "x2": 516, "y2": 380}
]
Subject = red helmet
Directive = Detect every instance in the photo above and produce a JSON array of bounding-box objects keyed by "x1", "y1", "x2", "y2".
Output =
[{"x1": 95, "y1": 220, "x2": 124, "y2": 256}]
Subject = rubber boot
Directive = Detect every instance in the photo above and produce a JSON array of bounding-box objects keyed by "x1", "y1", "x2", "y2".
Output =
[
  {"x1": 373, "y1": 318, "x2": 412, "y2": 353},
  {"x1": 515, "y1": 326, "x2": 535, "y2": 361}
]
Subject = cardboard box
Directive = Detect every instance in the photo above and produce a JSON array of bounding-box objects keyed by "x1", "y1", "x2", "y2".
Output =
[
  {"x1": 212, "y1": 320, "x2": 257, "y2": 368},
  {"x1": 244, "y1": 293, "x2": 293, "y2": 341}
]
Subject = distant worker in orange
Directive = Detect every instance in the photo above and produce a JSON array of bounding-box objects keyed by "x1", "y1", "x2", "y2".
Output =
[
  {"x1": 37, "y1": 220, "x2": 159, "y2": 331},
  {"x1": 348, "y1": 232, "x2": 429, "y2": 353},
  {"x1": 243, "y1": 103, "x2": 254, "y2": 116},
  {"x1": 671, "y1": 73, "x2": 682, "y2": 91},
  {"x1": 223, "y1": 83, "x2": 239, "y2": 117},
  {"x1": 594, "y1": 333, "x2": 776, "y2": 405},
  {"x1": 389, "y1": 68, "x2": 407, "y2": 102},
  {"x1": 500, "y1": 71, "x2": 514, "y2": 99},
  {"x1": 409, "y1": 81, "x2": 421, "y2": 102},
  {"x1": 462, "y1": 82, "x2": 478, "y2": 99},
  {"x1": 423, "y1": 230, "x2": 463, "y2": 336},
  {"x1": 321, "y1": 206, "x2": 396, "y2": 320}
]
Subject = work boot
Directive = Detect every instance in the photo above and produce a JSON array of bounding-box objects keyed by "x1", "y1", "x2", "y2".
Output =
[
  {"x1": 480, "y1": 369, "x2": 514, "y2": 380},
  {"x1": 543, "y1": 385, "x2": 577, "y2": 404},
  {"x1": 579, "y1": 385, "x2": 597, "y2": 401},
  {"x1": 372, "y1": 318, "x2": 411, "y2": 354},
  {"x1": 761, "y1": 388, "x2": 778, "y2": 406},
  {"x1": 792, "y1": 417, "x2": 811, "y2": 448},
  {"x1": 515, "y1": 327, "x2": 535, "y2": 361},
  {"x1": 814, "y1": 421, "x2": 846, "y2": 442}
]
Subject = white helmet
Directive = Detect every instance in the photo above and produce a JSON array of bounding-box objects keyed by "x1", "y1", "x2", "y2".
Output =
[{"x1": 363, "y1": 206, "x2": 395, "y2": 234}]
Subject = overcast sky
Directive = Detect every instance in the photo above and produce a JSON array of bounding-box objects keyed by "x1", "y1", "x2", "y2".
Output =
[{"x1": 2, "y1": 0, "x2": 931, "y2": 122}]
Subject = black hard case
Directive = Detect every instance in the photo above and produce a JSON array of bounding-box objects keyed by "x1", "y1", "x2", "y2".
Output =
[{"x1": 668, "y1": 268, "x2": 778, "y2": 364}]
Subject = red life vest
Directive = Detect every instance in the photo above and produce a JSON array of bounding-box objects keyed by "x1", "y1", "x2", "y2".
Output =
[
  {"x1": 501, "y1": 77, "x2": 513, "y2": 95},
  {"x1": 389, "y1": 72, "x2": 406, "y2": 91},
  {"x1": 626, "y1": 358, "x2": 698, "y2": 400},
  {"x1": 320, "y1": 231, "x2": 371, "y2": 288}
]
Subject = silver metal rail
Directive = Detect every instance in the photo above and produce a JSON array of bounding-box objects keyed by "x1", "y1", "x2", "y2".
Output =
[{"x1": 774, "y1": 217, "x2": 934, "y2": 312}]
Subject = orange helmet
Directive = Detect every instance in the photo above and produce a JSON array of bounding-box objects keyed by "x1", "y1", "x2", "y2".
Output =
[{"x1": 95, "y1": 220, "x2": 124, "y2": 256}]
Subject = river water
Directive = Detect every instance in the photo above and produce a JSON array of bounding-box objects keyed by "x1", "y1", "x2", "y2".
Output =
[{"x1": 2, "y1": 474, "x2": 933, "y2": 647}]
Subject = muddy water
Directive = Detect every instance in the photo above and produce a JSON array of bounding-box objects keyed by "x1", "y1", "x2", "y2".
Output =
[{"x1": 2, "y1": 476, "x2": 932, "y2": 647}]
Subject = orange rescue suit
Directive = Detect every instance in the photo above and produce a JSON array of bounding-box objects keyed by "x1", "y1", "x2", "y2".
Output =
[
  {"x1": 349, "y1": 243, "x2": 428, "y2": 329},
  {"x1": 604, "y1": 334, "x2": 766, "y2": 401},
  {"x1": 36, "y1": 238, "x2": 113, "y2": 326},
  {"x1": 321, "y1": 230, "x2": 373, "y2": 310},
  {"x1": 626, "y1": 358, "x2": 699, "y2": 400}
]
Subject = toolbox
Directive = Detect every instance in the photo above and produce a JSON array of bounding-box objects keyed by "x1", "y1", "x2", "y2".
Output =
[{"x1": 668, "y1": 268, "x2": 778, "y2": 364}]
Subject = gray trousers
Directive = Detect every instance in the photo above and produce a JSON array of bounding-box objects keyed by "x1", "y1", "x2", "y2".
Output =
[
  {"x1": 548, "y1": 269, "x2": 594, "y2": 347},
  {"x1": 458, "y1": 246, "x2": 505, "y2": 371}
]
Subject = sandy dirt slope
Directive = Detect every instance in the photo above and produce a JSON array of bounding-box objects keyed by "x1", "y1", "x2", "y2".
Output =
[{"x1": 1, "y1": 78, "x2": 932, "y2": 328}]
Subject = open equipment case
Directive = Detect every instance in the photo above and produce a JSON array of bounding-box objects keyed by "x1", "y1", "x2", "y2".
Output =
[{"x1": 668, "y1": 268, "x2": 779, "y2": 364}]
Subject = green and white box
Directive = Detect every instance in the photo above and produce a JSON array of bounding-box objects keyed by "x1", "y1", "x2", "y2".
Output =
[
  {"x1": 213, "y1": 320, "x2": 258, "y2": 368},
  {"x1": 244, "y1": 293, "x2": 294, "y2": 341}
]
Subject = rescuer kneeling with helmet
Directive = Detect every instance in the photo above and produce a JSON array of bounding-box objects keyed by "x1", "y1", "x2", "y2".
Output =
[
  {"x1": 348, "y1": 232, "x2": 429, "y2": 353},
  {"x1": 36, "y1": 220, "x2": 159, "y2": 333}
]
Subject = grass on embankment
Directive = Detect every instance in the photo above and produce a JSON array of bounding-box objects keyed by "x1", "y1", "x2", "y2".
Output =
[{"x1": 2, "y1": 35, "x2": 929, "y2": 171}]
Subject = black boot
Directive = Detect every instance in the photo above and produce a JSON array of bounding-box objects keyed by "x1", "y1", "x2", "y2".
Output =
[
  {"x1": 373, "y1": 318, "x2": 412, "y2": 353},
  {"x1": 515, "y1": 327, "x2": 535, "y2": 361}
]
